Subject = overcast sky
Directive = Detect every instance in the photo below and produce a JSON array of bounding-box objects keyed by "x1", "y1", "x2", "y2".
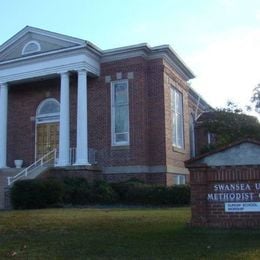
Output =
[{"x1": 1, "y1": 0, "x2": 260, "y2": 117}]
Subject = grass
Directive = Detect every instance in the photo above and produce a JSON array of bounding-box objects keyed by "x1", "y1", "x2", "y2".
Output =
[{"x1": 0, "y1": 207, "x2": 259, "y2": 259}]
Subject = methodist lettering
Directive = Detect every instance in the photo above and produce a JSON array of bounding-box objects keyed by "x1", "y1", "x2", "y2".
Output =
[
  {"x1": 208, "y1": 192, "x2": 254, "y2": 202},
  {"x1": 207, "y1": 183, "x2": 260, "y2": 202}
]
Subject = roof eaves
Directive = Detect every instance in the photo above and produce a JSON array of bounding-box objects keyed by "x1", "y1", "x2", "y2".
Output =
[
  {"x1": 151, "y1": 45, "x2": 195, "y2": 80},
  {"x1": 185, "y1": 138, "x2": 260, "y2": 167}
]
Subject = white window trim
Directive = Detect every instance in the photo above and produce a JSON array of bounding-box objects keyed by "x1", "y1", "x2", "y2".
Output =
[
  {"x1": 175, "y1": 175, "x2": 186, "y2": 185},
  {"x1": 35, "y1": 98, "x2": 60, "y2": 161},
  {"x1": 111, "y1": 79, "x2": 130, "y2": 146},
  {"x1": 171, "y1": 87, "x2": 184, "y2": 149},
  {"x1": 22, "y1": 40, "x2": 41, "y2": 55},
  {"x1": 36, "y1": 98, "x2": 60, "y2": 124}
]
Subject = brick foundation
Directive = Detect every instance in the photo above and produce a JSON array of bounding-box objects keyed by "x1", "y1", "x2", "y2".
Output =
[{"x1": 40, "y1": 167, "x2": 169, "y2": 186}]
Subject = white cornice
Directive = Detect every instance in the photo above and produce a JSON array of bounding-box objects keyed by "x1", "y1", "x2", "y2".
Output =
[
  {"x1": 101, "y1": 43, "x2": 195, "y2": 80},
  {"x1": 0, "y1": 45, "x2": 84, "y2": 66},
  {"x1": 0, "y1": 27, "x2": 195, "y2": 82},
  {"x1": 0, "y1": 52, "x2": 100, "y2": 84}
]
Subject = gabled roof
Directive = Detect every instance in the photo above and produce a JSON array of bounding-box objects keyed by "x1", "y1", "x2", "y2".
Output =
[
  {"x1": 0, "y1": 26, "x2": 86, "y2": 52},
  {"x1": 188, "y1": 86, "x2": 213, "y2": 114},
  {"x1": 185, "y1": 139, "x2": 260, "y2": 167},
  {"x1": 0, "y1": 26, "x2": 195, "y2": 81},
  {"x1": 0, "y1": 26, "x2": 103, "y2": 63}
]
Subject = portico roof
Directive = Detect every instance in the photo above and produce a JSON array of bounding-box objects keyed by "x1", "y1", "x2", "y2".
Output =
[{"x1": 0, "y1": 26, "x2": 195, "y2": 84}]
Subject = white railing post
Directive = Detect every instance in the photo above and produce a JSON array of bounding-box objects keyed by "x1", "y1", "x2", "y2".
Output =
[{"x1": 54, "y1": 148, "x2": 57, "y2": 165}]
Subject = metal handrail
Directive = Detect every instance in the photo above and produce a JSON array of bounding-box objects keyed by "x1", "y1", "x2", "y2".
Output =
[{"x1": 7, "y1": 149, "x2": 57, "y2": 186}]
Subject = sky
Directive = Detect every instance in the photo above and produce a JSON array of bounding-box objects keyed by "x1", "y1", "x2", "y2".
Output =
[{"x1": 1, "y1": 0, "x2": 260, "y2": 117}]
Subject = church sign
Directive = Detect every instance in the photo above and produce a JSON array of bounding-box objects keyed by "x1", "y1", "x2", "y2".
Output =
[{"x1": 186, "y1": 140, "x2": 260, "y2": 228}]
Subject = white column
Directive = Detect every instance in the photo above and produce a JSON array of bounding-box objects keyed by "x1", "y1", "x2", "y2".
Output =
[
  {"x1": 75, "y1": 69, "x2": 90, "y2": 165},
  {"x1": 57, "y1": 72, "x2": 70, "y2": 166},
  {"x1": 0, "y1": 83, "x2": 8, "y2": 168}
]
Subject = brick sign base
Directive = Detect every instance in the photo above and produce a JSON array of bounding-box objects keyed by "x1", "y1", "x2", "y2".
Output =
[{"x1": 189, "y1": 166, "x2": 260, "y2": 228}]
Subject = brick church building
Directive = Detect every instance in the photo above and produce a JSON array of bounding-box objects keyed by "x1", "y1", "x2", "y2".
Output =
[{"x1": 0, "y1": 26, "x2": 211, "y2": 186}]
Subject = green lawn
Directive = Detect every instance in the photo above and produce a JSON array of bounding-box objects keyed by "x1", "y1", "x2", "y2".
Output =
[{"x1": 0, "y1": 207, "x2": 259, "y2": 259}]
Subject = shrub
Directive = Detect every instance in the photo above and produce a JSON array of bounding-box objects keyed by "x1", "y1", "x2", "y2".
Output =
[
  {"x1": 166, "y1": 185, "x2": 191, "y2": 205},
  {"x1": 89, "y1": 180, "x2": 119, "y2": 204},
  {"x1": 112, "y1": 179, "x2": 190, "y2": 206},
  {"x1": 111, "y1": 178, "x2": 144, "y2": 202},
  {"x1": 10, "y1": 179, "x2": 64, "y2": 209},
  {"x1": 62, "y1": 177, "x2": 91, "y2": 205},
  {"x1": 117, "y1": 182, "x2": 190, "y2": 206},
  {"x1": 10, "y1": 177, "x2": 190, "y2": 209}
]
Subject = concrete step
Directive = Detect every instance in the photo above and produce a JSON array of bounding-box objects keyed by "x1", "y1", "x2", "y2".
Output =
[
  {"x1": 22, "y1": 166, "x2": 49, "y2": 180},
  {"x1": 0, "y1": 168, "x2": 25, "y2": 175}
]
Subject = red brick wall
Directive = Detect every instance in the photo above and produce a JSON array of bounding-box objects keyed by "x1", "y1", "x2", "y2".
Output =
[
  {"x1": 8, "y1": 78, "x2": 60, "y2": 166},
  {"x1": 7, "y1": 57, "x2": 167, "y2": 171},
  {"x1": 147, "y1": 59, "x2": 166, "y2": 166},
  {"x1": 163, "y1": 61, "x2": 191, "y2": 176},
  {"x1": 189, "y1": 166, "x2": 260, "y2": 228},
  {"x1": 89, "y1": 57, "x2": 151, "y2": 167},
  {"x1": 7, "y1": 56, "x2": 194, "y2": 186}
]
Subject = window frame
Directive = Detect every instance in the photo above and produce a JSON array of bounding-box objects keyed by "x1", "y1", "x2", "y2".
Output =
[
  {"x1": 36, "y1": 98, "x2": 60, "y2": 124},
  {"x1": 111, "y1": 79, "x2": 130, "y2": 146},
  {"x1": 174, "y1": 174, "x2": 186, "y2": 185},
  {"x1": 171, "y1": 87, "x2": 184, "y2": 149},
  {"x1": 22, "y1": 40, "x2": 41, "y2": 55}
]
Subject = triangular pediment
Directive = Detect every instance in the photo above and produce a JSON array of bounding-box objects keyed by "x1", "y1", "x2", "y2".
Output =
[
  {"x1": 0, "y1": 26, "x2": 87, "y2": 62},
  {"x1": 186, "y1": 140, "x2": 260, "y2": 167}
]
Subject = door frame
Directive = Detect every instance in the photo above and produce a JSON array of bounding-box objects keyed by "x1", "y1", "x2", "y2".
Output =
[
  {"x1": 35, "y1": 122, "x2": 59, "y2": 160},
  {"x1": 35, "y1": 98, "x2": 60, "y2": 161}
]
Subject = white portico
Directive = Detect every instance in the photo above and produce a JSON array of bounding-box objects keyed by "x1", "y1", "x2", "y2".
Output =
[{"x1": 0, "y1": 26, "x2": 101, "y2": 168}]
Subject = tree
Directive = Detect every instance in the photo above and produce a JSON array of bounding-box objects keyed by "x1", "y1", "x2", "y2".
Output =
[
  {"x1": 199, "y1": 102, "x2": 260, "y2": 153},
  {"x1": 251, "y1": 84, "x2": 260, "y2": 113}
]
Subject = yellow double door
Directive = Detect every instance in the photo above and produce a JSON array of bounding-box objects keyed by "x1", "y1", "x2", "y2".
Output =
[{"x1": 36, "y1": 123, "x2": 59, "y2": 159}]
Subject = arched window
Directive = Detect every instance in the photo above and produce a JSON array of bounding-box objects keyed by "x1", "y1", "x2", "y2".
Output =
[
  {"x1": 22, "y1": 40, "x2": 41, "y2": 55},
  {"x1": 36, "y1": 98, "x2": 60, "y2": 123}
]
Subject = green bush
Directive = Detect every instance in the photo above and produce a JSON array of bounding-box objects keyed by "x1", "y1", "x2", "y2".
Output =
[
  {"x1": 166, "y1": 185, "x2": 191, "y2": 205},
  {"x1": 89, "y1": 180, "x2": 119, "y2": 204},
  {"x1": 11, "y1": 179, "x2": 64, "y2": 209},
  {"x1": 112, "y1": 180, "x2": 190, "y2": 206},
  {"x1": 62, "y1": 177, "x2": 91, "y2": 205},
  {"x1": 10, "y1": 177, "x2": 190, "y2": 209},
  {"x1": 111, "y1": 178, "x2": 144, "y2": 202}
]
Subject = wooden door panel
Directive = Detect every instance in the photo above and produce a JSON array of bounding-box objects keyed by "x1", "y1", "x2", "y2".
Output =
[{"x1": 36, "y1": 123, "x2": 59, "y2": 160}]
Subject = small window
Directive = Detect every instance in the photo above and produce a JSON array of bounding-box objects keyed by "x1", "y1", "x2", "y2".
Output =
[
  {"x1": 171, "y1": 87, "x2": 184, "y2": 149},
  {"x1": 174, "y1": 175, "x2": 186, "y2": 185},
  {"x1": 22, "y1": 41, "x2": 41, "y2": 55},
  {"x1": 207, "y1": 132, "x2": 217, "y2": 145},
  {"x1": 111, "y1": 80, "x2": 129, "y2": 146}
]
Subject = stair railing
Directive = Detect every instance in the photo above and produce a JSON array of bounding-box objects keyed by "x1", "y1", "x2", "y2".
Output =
[{"x1": 7, "y1": 149, "x2": 57, "y2": 186}]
